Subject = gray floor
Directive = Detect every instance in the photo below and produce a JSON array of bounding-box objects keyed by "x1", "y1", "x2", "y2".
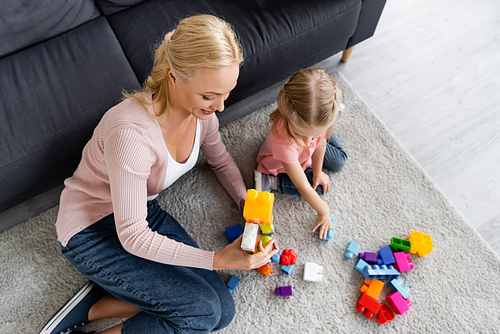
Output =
[{"x1": 229, "y1": 0, "x2": 500, "y2": 256}]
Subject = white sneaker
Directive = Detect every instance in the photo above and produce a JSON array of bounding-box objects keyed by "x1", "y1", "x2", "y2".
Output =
[{"x1": 254, "y1": 170, "x2": 277, "y2": 192}]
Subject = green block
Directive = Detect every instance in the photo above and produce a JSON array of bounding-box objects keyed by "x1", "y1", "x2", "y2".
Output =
[
  {"x1": 390, "y1": 237, "x2": 411, "y2": 252},
  {"x1": 260, "y1": 224, "x2": 274, "y2": 234},
  {"x1": 260, "y1": 235, "x2": 273, "y2": 248}
]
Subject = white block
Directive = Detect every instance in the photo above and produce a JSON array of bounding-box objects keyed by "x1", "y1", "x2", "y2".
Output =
[
  {"x1": 303, "y1": 262, "x2": 323, "y2": 282},
  {"x1": 241, "y1": 222, "x2": 259, "y2": 253}
]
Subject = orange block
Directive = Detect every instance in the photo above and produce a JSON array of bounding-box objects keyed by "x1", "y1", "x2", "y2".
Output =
[
  {"x1": 243, "y1": 189, "x2": 274, "y2": 226},
  {"x1": 257, "y1": 264, "x2": 272, "y2": 276},
  {"x1": 409, "y1": 231, "x2": 434, "y2": 256},
  {"x1": 360, "y1": 279, "x2": 384, "y2": 300}
]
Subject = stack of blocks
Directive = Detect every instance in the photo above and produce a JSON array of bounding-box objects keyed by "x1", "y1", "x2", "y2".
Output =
[
  {"x1": 348, "y1": 231, "x2": 433, "y2": 324},
  {"x1": 224, "y1": 191, "x2": 338, "y2": 296}
]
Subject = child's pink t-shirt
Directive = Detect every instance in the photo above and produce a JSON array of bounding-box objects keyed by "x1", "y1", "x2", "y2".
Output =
[{"x1": 257, "y1": 119, "x2": 322, "y2": 176}]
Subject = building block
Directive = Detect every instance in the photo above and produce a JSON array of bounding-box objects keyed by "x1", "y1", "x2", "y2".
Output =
[
  {"x1": 363, "y1": 264, "x2": 400, "y2": 280},
  {"x1": 271, "y1": 252, "x2": 281, "y2": 264},
  {"x1": 241, "y1": 222, "x2": 259, "y2": 253},
  {"x1": 358, "y1": 252, "x2": 377, "y2": 263},
  {"x1": 393, "y1": 252, "x2": 414, "y2": 272},
  {"x1": 360, "y1": 279, "x2": 384, "y2": 300},
  {"x1": 345, "y1": 241, "x2": 360, "y2": 258},
  {"x1": 281, "y1": 264, "x2": 295, "y2": 275},
  {"x1": 275, "y1": 285, "x2": 293, "y2": 296},
  {"x1": 409, "y1": 231, "x2": 434, "y2": 256},
  {"x1": 387, "y1": 291, "x2": 411, "y2": 315},
  {"x1": 377, "y1": 304, "x2": 395, "y2": 325},
  {"x1": 260, "y1": 235, "x2": 273, "y2": 249},
  {"x1": 354, "y1": 259, "x2": 369, "y2": 274},
  {"x1": 225, "y1": 225, "x2": 243, "y2": 244},
  {"x1": 243, "y1": 189, "x2": 274, "y2": 225},
  {"x1": 389, "y1": 278, "x2": 410, "y2": 299},
  {"x1": 356, "y1": 293, "x2": 382, "y2": 319},
  {"x1": 390, "y1": 237, "x2": 411, "y2": 253},
  {"x1": 325, "y1": 213, "x2": 335, "y2": 241},
  {"x1": 280, "y1": 249, "x2": 297, "y2": 266},
  {"x1": 376, "y1": 245, "x2": 396, "y2": 265},
  {"x1": 259, "y1": 223, "x2": 274, "y2": 234},
  {"x1": 303, "y1": 262, "x2": 323, "y2": 282},
  {"x1": 226, "y1": 275, "x2": 240, "y2": 293},
  {"x1": 257, "y1": 264, "x2": 272, "y2": 276}
]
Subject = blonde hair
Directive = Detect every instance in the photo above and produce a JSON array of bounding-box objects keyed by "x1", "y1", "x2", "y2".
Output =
[
  {"x1": 269, "y1": 68, "x2": 341, "y2": 147},
  {"x1": 124, "y1": 14, "x2": 243, "y2": 119}
]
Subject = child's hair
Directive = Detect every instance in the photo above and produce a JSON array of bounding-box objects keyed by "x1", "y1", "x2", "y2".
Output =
[
  {"x1": 269, "y1": 68, "x2": 341, "y2": 147},
  {"x1": 124, "y1": 14, "x2": 243, "y2": 119}
]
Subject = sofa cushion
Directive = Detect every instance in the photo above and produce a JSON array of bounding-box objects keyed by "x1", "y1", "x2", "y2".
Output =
[
  {"x1": 105, "y1": 0, "x2": 361, "y2": 109},
  {"x1": 0, "y1": 16, "x2": 141, "y2": 212},
  {"x1": 0, "y1": 0, "x2": 100, "y2": 58},
  {"x1": 94, "y1": 0, "x2": 148, "y2": 15}
]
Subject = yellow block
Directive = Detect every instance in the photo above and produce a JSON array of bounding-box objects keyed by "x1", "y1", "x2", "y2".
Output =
[
  {"x1": 243, "y1": 189, "x2": 274, "y2": 225},
  {"x1": 409, "y1": 231, "x2": 434, "y2": 256},
  {"x1": 360, "y1": 279, "x2": 384, "y2": 300}
]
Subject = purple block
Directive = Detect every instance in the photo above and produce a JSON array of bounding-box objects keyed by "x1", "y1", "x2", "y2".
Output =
[
  {"x1": 359, "y1": 252, "x2": 377, "y2": 263},
  {"x1": 275, "y1": 285, "x2": 293, "y2": 296}
]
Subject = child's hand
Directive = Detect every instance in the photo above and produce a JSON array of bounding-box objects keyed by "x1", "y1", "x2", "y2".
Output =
[
  {"x1": 312, "y1": 171, "x2": 331, "y2": 195},
  {"x1": 312, "y1": 213, "x2": 332, "y2": 240}
]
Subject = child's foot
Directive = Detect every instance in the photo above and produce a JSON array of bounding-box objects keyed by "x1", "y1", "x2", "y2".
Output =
[{"x1": 254, "y1": 170, "x2": 277, "y2": 192}]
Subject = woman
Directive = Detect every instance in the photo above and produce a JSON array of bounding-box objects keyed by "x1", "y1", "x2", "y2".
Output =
[{"x1": 41, "y1": 14, "x2": 278, "y2": 334}]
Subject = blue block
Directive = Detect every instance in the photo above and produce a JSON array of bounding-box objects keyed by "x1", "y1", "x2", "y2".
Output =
[
  {"x1": 363, "y1": 264, "x2": 400, "y2": 279},
  {"x1": 345, "y1": 241, "x2": 360, "y2": 258},
  {"x1": 281, "y1": 264, "x2": 295, "y2": 275},
  {"x1": 225, "y1": 225, "x2": 243, "y2": 243},
  {"x1": 389, "y1": 278, "x2": 410, "y2": 299},
  {"x1": 271, "y1": 252, "x2": 281, "y2": 264},
  {"x1": 376, "y1": 245, "x2": 396, "y2": 265},
  {"x1": 227, "y1": 275, "x2": 240, "y2": 293},
  {"x1": 354, "y1": 259, "x2": 369, "y2": 274}
]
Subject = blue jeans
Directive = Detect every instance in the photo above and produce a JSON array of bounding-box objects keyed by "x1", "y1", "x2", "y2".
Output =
[
  {"x1": 61, "y1": 199, "x2": 234, "y2": 334},
  {"x1": 278, "y1": 134, "x2": 347, "y2": 196}
]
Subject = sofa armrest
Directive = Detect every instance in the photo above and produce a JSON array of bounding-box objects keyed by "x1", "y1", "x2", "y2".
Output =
[{"x1": 346, "y1": 0, "x2": 387, "y2": 49}]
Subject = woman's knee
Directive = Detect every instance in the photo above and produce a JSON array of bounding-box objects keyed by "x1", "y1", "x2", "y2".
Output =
[{"x1": 213, "y1": 290, "x2": 235, "y2": 330}]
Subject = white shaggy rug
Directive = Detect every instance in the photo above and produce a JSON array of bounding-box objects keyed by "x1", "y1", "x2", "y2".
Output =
[{"x1": 1, "y1": 72, "x2": 500, "y2": 333}]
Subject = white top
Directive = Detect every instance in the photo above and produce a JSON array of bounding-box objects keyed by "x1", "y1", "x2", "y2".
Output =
[{"x1": 147, "y1": 119, "x2": 201, "y2": 201}]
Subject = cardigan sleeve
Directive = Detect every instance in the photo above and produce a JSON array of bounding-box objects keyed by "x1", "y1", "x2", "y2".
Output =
[
  {"x1": 104, "y1": 127, "x2": 215, "y2": 270},
  {"x1": 201, "y1": 115, "x2": 247, "y2": 207}
]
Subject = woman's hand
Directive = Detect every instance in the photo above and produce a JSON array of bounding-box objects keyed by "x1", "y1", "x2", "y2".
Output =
[
  {"x1": 312, "y1": 170, "x2": 331, "y2": 195},
  {"x1": 312, "y1": 213, "x2": 332, "y2": 240},
  {"x1": 213, "y1": 235, "x2": 278, "y2": 270}
]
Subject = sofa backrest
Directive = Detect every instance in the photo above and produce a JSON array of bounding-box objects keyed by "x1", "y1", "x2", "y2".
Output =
[
  {"x1": 0, "y1": 0, "x2": 100, "y2": 58},
  {"x1": 94, "y1": 0, "x2": 148, "y2": 15}
]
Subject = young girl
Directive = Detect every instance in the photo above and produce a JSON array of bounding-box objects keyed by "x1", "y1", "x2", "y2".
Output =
[{"x1": 255, "y1": 68, "x2": 347, "y2": 239}]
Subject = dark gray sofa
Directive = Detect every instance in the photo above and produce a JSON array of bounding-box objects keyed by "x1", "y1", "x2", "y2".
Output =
[{"x1": 0, "y1": 0, "x2": 386, "y2": 232}]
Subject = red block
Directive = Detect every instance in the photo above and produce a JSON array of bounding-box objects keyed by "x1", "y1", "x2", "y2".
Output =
[
  {"x1": 280, "y1": 249, "x2": 297, "y2": 266},
  {"x1": 356, "y1": 293, "x2": 382, "y2": 319},
  {"x1": 377, "y1": 304, "x2": 395, "y2": 324}
]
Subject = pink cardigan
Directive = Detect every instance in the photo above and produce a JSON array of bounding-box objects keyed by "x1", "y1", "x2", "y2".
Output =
[{"x1": 56, "y1": 96, "x2": 247, "y2": 270}]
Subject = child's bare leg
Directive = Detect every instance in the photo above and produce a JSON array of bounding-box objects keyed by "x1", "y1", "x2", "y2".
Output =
[{"x1": 88, "y1": 294, "x2": 140, "y2": 320}]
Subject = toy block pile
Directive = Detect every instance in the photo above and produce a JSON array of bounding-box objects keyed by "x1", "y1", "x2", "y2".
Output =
[
  {"x1": 224, "y1": 189, "x2": 298, "y2": 293},
  {"x1": 224, "y1": 190, "x2": 339, "y2": 296},
  {"x1": 347, "y1": 231, "x2": 433, "y2": 324}
]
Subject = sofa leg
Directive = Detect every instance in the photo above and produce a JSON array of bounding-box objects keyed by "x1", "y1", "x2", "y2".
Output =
[{"x1": 341, "y1": 46, "x2": 354, "y2": 63}]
